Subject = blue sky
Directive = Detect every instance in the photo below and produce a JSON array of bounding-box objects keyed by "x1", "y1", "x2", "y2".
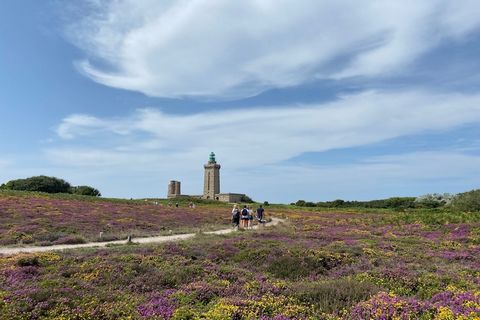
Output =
[{"x1": 1, "y1": 0, "x2": 480, "y2": 203}]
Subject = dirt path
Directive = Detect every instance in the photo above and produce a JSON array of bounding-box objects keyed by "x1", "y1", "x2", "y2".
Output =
[{"x1": 0, "y1": 217, "x2": 284, "y2": 256}]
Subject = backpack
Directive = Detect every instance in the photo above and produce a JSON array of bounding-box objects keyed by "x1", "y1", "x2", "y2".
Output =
[{"x1": 241, "y1": 208, "x2": 249, "y2": 217}]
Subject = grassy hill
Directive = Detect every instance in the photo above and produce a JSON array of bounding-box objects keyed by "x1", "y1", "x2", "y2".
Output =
[
  {"x1": 0, "y1": 191, "x2": 479, "y2": 319},
  {"x1": 0, "y1": 190, "x2": 233, "y2": 246}
]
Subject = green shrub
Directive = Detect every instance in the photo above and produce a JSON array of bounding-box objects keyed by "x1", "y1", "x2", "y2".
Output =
[
  {"x1": 55, "y1": 236, "x2": 87, "y2": 245},
  {"x1": 2, "y1": 176, "x2": 71, "y2": 194},
  {"x1": 240, "y1": 194, "x2": 254, "y2": 203},
  {"x1": 451, "y1": 189, "x2": 480, "y2": 212},
  {"x1": 1, "y1": 176, "x2": 102, "y2": 197},
  {"x1": 331, "y1": 199, "x2": 345, "y2": 207},
  {"x1": 295, "y1": 200, "x2": 306, "y2": 206},
  {"x1": 17, "y1": 256, "x2": 41, "y2": 267},
  {"x1": 71, "y1": 186, "x2": 101, "y2": 197},
  {"x1": 265, "y1": 250, "x2": 348, "y2": 280},
  {"x1": 289, "y1": 279, "x2": 380, "y2": 313},
  {"x1": 266, "y1": 255, "x2": 309, "y2": 279}
]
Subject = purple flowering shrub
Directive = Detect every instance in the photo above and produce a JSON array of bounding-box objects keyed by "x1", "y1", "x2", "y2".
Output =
[
  {"x1": 0, "y1": 192, "x2": 229, "y2": 245},
  {"x1": 0, "y1": 203, "x2": 479, "y2": 319}
]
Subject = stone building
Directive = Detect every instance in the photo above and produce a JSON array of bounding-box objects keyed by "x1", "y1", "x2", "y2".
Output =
[
  {"x1": 167, "y1": 180, "x2": 181, "y2": 198},
  {"x1": 167, "y1": 152, "x2": 245, "y2": 203}
]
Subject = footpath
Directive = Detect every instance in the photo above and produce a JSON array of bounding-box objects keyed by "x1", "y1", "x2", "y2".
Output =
[{"x1": 0, "y1": 217, "x2": 284, "y2": 255}]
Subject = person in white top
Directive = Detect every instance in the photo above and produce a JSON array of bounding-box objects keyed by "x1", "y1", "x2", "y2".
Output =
[{"x1": 231, "y1": 204, "x2": 240, "y2": 229}]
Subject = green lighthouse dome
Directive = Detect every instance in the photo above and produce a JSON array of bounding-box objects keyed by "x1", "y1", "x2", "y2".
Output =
[{"x1": 208, "y1": 152, "x2": 216, "y2": 164}]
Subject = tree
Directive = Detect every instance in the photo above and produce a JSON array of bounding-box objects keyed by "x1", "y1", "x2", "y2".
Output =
[
  {"x1": 330, "y1": 199, "x2": 345, "y2": 207},
  {"x1": 383, "y1": 197, "x2": 416, "y2": 209},
  {"x1": 240, "y1": 194, "x2": 254, "y2": 203},
  {"x1": 2, "y1": 176, "x2": 71, "y2": 194},
  {"x1": 295, "y1": 200, "x2": 306, "y2": 207},
  {"x1": 451, "y1": 189, "x2": 480, "y2": 212},
  {"x1": 1, "y1": 176, "x2": 102, "y2": 197},
  {"x1": 71, "y1": 186, "x2": 102, "y2": 197}
]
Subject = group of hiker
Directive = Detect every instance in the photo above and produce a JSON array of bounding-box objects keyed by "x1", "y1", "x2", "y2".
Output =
[{"x1": 231, "y1": 204, "x2": 265, "y2": 229}]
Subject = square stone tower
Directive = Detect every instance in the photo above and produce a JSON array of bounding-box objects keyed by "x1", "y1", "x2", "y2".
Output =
[
  {"x1": 203, "y1": 152, "x2": 220, "y2": 199},
  {"x1": 167, "y1": 180, "x2": 181, "y2": 198}
]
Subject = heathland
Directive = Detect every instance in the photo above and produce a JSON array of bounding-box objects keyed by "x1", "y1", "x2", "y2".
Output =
[{"x1": 0, "y1": 190, "x2": 479, "y2": 319}]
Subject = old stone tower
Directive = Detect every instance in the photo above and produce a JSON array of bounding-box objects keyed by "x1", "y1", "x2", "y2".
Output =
[
  {"x1": 203, "y1": 152, "x2": 220, "y2": 199},
  {"x1": 167, "y1": 180, "x2": 181, "y2": 198}
]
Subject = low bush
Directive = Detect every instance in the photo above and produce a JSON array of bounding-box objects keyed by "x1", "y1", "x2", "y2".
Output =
[
  {"x1": 451, "y1": 189, "x2": 480, "y2": 212},
  {"x1": 289, "y1": 279, "x2": 380, "y2": 313},
  {"x1": 54, "y1": 236, "x2": 87, "y2": 245},
  {"x1": 71, "y1": 186, "x2": 101, "y2": 197},
  {"x1": 240, "y1": 194, "x2": 254, "y2": 203},
  {"x1": 16, "y1": 256, "x2": 41, "y2": 267}
]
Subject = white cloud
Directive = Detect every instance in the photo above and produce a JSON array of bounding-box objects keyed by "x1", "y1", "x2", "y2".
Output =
[
  {"x1": 56, "y1": 114, "x2": 133, "y2": 139},
  {"x1": 65, "y1": 0, "x2": 480, "y2": 99},
  {"x1": 52, "y1": 90, "x2": 480, "y2": 167},
  {"x1": 44, "y1": 89, "x2": 480, "y2": 200}
]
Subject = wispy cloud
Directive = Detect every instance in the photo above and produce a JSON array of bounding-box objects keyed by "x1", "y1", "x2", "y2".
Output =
[
  {"x1": 52, "y1": 90, "x2": 480, "y2": 167},
  {"x1": 66, "y1": 0, "x2": 480, "y2": 99},
  {"x1": 44, "y1": 89, "x2": 480, "y2": 199}
]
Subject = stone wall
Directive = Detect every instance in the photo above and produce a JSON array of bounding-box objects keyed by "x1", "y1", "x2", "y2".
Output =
[{"x1": 216, "y1": 193, "x2": 244, "y2": 203}]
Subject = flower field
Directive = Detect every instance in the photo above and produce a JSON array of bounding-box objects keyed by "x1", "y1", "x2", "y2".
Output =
[
  {"x1": 0, "y1": 191, "x2": 230, "y2": 246},
  {"x1": 0, "y1": 197, "x2": 479, "y2": 319}
]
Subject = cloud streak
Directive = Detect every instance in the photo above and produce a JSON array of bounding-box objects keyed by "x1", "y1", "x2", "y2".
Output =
[
  {"x1": 53, "y1": 90, "x2": 480, "y2": 168},
  {"x1": 67, "y1": 0, "x2": 480, "y2": 99},
  {"x1": 42, "y1": 89, "x2": 480, "y2": 200}
]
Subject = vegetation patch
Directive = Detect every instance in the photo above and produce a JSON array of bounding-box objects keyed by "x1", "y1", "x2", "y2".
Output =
[{"x1": 0, "y1": 195, "x2": 479, "y2": 319}]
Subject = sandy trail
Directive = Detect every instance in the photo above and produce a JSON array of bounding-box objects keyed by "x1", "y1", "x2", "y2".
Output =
[{"x1": 0, "y1": 217, "x2": 284, "y2": 255}]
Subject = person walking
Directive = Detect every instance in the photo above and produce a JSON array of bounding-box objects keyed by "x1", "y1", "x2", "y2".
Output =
[
  {"x1": 240, "y1": 205, "x2": 249, "y2": 229},
  {"x1": 256, "y1": 205, "x2": 265, "y2": 223},
  {"x1": 231, "y1": 204, "x2": 240, "y2": 229},
  {"x1": 247, "y1": 205, "x2": 254, "y2": 229}
]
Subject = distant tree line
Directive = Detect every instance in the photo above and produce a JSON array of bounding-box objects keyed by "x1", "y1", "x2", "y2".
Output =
[
  {"x1": 0, "y1": 176, "x2": 101, "y2": 197},
  {"x1": 291, "y1": 197, "x2": 418, "y2": 209},
  {"x1": 292, "y1": 190, "x2": 480, "y2": 212}
]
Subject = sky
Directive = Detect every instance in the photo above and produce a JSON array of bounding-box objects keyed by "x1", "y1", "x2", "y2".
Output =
[{"x1": 1, "y1": 0, "x2": 480, "y2": 203}]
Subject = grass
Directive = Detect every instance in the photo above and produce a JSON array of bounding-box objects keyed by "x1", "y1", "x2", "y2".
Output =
[
  {"x1": 0, "y1": 191, "x2": 235, "y2": 246},
  {"x1": 0, "y1": 192, "x2": 479, "y2": 319}
]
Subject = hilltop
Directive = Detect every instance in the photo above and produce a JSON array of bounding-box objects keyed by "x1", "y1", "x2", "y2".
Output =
[{"x1": 0, "y1": 190, "x2": 479, "y2": 318}]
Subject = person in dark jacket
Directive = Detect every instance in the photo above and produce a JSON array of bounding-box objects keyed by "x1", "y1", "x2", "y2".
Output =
[{"x1": 256, "y1": 205, "x2": 265, "y2": 223}]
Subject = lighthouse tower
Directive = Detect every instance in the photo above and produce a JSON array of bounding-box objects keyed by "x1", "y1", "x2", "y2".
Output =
[{"x1": 203, "y1": 152, "x2": 220, "y2": 199}]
